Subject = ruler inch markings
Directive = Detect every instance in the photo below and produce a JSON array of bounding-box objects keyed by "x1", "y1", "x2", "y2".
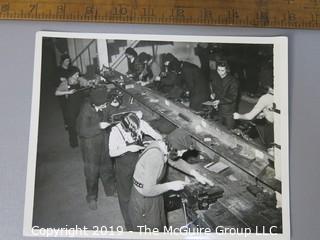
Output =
[{"x1": 0, "y1": 0, "x2": 319, "y2": 29}]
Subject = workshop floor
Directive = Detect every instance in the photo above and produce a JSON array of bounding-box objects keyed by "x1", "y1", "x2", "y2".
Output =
[{"x1": 32, "y1": 83, "x2": 186, "y2": 231}]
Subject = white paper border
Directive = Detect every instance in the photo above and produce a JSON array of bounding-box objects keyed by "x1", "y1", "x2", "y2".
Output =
[{"x1": 24, "y1": 31, "x2": 290, "y2": 240}]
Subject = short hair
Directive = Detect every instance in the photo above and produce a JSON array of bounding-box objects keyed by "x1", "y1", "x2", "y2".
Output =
[
  {"x1": 216, "y1": 60, "x2": 230, "y2": 73},
  {"x1": 168, "y1": 59, "x2": 181, "y2": 72},
  {"x1": 89, "y1": 87, "x2": 108, "y2": 106},
  {"x1": 125, "y1": 47, "x2": 138, "y2": 58},
  {"x1": 162, "y1": 53, "x2": 178, "y2": 64},
  {"x1": 138, "y1": 52, "x2": 152, "y2": 63},
  {"x1": 60, "y1": 54, "x2": 70, "y2": 64}
]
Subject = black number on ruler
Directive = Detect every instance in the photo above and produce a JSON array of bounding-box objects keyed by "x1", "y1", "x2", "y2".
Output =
[
  {"x1": 56, "y1": 4, "x2": 65, "y2": 16},
  {"x1": 29, "y1": 3, "x2": 38, "y2": 15},
  {"x1": 200, "y1": 8, "x2": 213, "y2": 19},
  {"x1": 85, "y1": 5, "x2": 96, "y2": 17},
  {"x1": 111, "y1": 5, "x2": 128, "y2": 16},
  {"x1": 171, "y1": 7, "x2": 185, "y2": 18},
  {"x1": 227, "y1": 9, "x2": 239, "y2": 22},
  {"x1": 288, "y1": 11, "x2": 296, "y2": 23},
  {"x1": 142, "y1": 7, "x2": 154, "y2": 17},
  {"x1": 1, "y1": 3, "x2": 9, "y2": 13}
]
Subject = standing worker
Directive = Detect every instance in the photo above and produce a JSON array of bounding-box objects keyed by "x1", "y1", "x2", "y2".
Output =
[
  {"x1": 210, "y1": 61, "x2": 239, "y2": 129},
  {"x1": 125, "y1": 47, "x2": 143, "y2": 81},
  {"x1": 77, "y1": 86, "x2": 116, "y2": 210},
  {"x1": 108, "y1": 112, "x2": 162, "y2": 230},
  {"x1": 137, "y1": 52, "x2": 161, "y2": 82},
  {"x1": 55, "y1": 54, "x2": 72, "y2": 130},
  {"x1": 55, "y1": 66, "x2": 87, "y2": 147},
  {"x1": 128, "y1": 140, "x2": 214, "y2": 231},
  {"x1": 167, "y1": 56, "x2": 210, "y2": 111}
]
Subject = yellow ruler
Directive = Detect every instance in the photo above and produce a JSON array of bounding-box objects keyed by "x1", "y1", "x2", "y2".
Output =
[{"x1": 1, "y1": 0, "x2": 320, "y2": 29}]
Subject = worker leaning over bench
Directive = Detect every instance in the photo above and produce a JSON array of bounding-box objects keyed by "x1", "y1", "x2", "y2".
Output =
[
  {"x1": 128, "y1": 138, "x2": 214, "y2": 232},
  {"x1": 108, "y1": 111, "x2": 162, "y2": 231}
]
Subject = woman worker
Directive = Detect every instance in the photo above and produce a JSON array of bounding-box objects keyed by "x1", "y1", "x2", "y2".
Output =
[
  {"x1": 125, "y1": 47, "x2": 143, "y2": 81},
  {"x1": 108, "y1": 111, "x2": 162, "y2": 230},
  {"x1": 55, "y1": 66, "x2": 87, "y2": 147},
  {"x1": 128, "y1": 140, "x2": 214, "y2": 232}
]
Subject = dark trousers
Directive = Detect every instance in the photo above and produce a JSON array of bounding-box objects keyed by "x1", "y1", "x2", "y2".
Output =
[
  {"x1": 256, "y1": 122, "x2": 274, "y2": 148},
  {"x1": 129, "y1": 187, "x2": 166, "y2": 232},
  {"x1": 115, "y1": 152, "x2": 139, "y2": 231},
  {"x1": 219, "y1": 114, "x2": 235, "y2": 130},
  {"x1": 80, "y1": 133, "x2": 115, "y2": 202},
  {"x1": 58, "y1": 96, "x2": 68, "y2": 126},
  {"x1": 66, "y1": 106, "x2": 79, "y2": 147}
]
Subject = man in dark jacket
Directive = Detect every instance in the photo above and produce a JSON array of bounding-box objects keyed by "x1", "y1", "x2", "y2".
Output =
[
  {"x1": 210, "y1": 61, "x2": 239, "y2": 129},
  {"x1": 77, "y1": 86, "x2": 116, "y2": 210}
]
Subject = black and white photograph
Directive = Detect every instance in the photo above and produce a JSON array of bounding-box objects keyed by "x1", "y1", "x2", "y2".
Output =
[{"x1": 24, "y1": 32, "x2": 289, "y2": 239}]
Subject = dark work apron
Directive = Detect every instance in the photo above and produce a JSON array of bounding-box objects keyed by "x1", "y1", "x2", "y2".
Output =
[{"x1": 113, "y1": 126, "x2": 141, "y2": 231}]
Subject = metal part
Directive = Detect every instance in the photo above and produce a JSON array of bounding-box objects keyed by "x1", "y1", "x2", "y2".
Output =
[{"x1": 181, "y1": 182, "x2": 224, "y2": 211}]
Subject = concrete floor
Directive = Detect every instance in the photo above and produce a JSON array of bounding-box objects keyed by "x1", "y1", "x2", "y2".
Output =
[{"x1": 32, "y1": 84, "x2": 185, "y2": 231}]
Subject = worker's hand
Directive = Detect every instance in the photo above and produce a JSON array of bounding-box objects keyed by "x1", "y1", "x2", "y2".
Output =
[
  {"x1": 159, "y1": 71, "x2": 167, "y2": 78},
  {"x1": 256, "y1": 112, "x2": 265, "y2": 119},
  {"x1": 210, "y1": 93, "x2": 216, "y2": 100},
  {"x1": 169, "y1": 180, "x2": 187, "y2": 191},
  {"x1": 191, "y1": 169, "x2": 214, "y2": 186},
  {"x1": 127, "y1": 145, "x2": 145, "y2": 152},
  {"x1": 233, "y1": 112, "x2": 240, "y2": 119},
  {"x1": 213, "y1": 100, "x2": 220, "y2": 109},
  {"x1": 155, "y1": 76, "x2": 161, "y2": 82},
  {"x1": 168, "y1": 149, "x2": 179, "y2": 160},
  {"x1": 99, "y1": 122, "x2": 110, "y2": 129},
  {"x1": 60, "y1": 77, "x2": 67, "y2": 82},
  {"x1": 138, "y1": 73, "x2": 144, "y2": 81},
  {"x1": 78, "y1": 77, "x2": 89, "y2": 87},
  {"x1": 68, "y1": 89, "x2": 76, "y2": 95},
  {"x1": 143, "y1": 140, "x2": 152, "y2": 147},
  {"x1": 127, "y1": 73, "x2": 134, "y2": 78},
  {"x1": 177, "y1": 149, "x2": 188, "y2": 157}
]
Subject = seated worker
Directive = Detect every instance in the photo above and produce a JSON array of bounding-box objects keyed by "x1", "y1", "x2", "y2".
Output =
[
  {"x1": 128, "y1": 140, "x2": 214, "y2": 232},
  {"x1": 209, "y1": 61, "x2": 239, "y2": 129},
  {"x1": 125, "y1": 47, "x2": 143, "y2": 81},
  {"x1": 108, "y1": 111, "x2": 162, "y2": 230},
  {"x1": 77, "y1": 86, "x2": 117, "y2": 210},
  {"x1": 166, "y1": 55, "x2": 210, "y2": 111},
  {"x1": 55, "y1": 66, "x2": 88, "y2": 147},
  {"x1": 233, "y1": 80, "x2": 274, "y2": 149}
]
